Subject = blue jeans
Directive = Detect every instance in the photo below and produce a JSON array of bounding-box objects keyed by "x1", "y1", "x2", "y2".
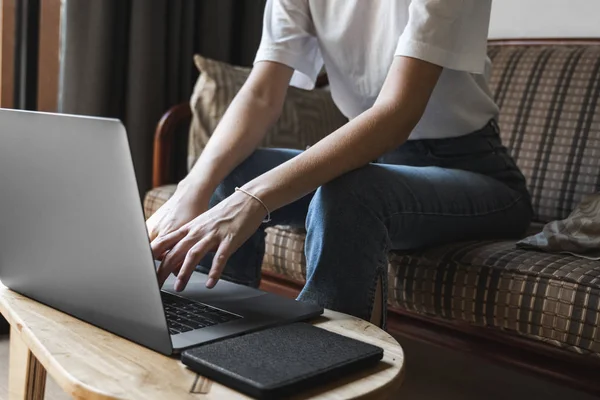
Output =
[{"x1": 200, "y1": 120, "x2": 533, "y2": 325}]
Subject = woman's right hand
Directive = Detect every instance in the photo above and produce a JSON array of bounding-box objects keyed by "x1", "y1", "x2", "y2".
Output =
[{"x1": 146, "y1": 181, "x2": 211, "y2": 246}]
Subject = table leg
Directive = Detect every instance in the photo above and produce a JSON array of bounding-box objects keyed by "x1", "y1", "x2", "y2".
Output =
[{"x1": 9, "y1": 327, "x2": 47, "y2": 400}]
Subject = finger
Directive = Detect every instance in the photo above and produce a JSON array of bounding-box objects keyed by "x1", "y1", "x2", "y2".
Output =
[
  {"x1": 157, "y1": 255, "x2": 184, "y2": 289},
  {"x1": 156, "y1": 250, "x2": 169, "y2": 262},
  {"x1": 157, "y1": 236, "x2": 198, "y2": 287},
  {"x1": 146, "y1": 214, "x2": 161, "y2": 242},
  {"x1": 147, "y1": 223, "x2": 158, "y2": 242},
  {"x1": 206, "y1": 235, "x2": 235, "y2": 289},
  {"x1": 156, "y1": 250, "x2": 175, "y2": 288},
  {"x1": 174, "y1": 237, "x2": 216, "y2": 292},
  {"x1": 173, "y1": 263, "x2": 182, "y2": 277},
  {"x1": 150, "y1": 228, "x2": 186, "y2": 260}
]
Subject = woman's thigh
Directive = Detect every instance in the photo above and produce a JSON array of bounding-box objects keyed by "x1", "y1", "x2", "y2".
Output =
[{"x1": 316, "y1": 162, "x2": 533, "y2": 250}]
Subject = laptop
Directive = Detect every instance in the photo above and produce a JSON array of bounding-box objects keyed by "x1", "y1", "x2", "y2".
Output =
[{"x1": 0, "y1": 109, "x2": 322, "y2": 355}]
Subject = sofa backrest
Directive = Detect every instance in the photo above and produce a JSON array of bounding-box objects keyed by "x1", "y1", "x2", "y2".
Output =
[{"x1": 488, "y1": 42, "x2": 600, "y2": 223}]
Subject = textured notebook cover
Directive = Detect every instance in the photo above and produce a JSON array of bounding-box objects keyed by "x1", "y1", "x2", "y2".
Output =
[{"x1": 181, "y1": 322, "x2": 383, "y2": 399}]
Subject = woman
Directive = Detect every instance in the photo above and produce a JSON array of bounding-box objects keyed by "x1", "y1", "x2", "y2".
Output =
[{"x1": 147, "y1": 0, "x2": 532, "y2": 327}]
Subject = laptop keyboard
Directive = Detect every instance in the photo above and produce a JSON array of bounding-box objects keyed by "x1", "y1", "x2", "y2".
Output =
[{"x1": 161, "y1": 291, "x2": 241, "y2": 335}]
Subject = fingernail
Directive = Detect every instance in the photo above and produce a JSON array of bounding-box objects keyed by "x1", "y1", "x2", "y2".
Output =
[
  {"x1": 174, "y1": 278, "x2": 183, "y2": 292},
  {"x1": 206, "y1": 278, "x2": 216, "y2": 288}
]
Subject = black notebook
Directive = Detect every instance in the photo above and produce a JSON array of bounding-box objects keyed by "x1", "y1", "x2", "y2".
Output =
[{"x1": 181, "y1": 322, "x2": 384, "y2": 399}]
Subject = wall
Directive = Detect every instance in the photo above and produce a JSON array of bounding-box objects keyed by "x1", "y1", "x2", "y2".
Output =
[{"x1": 489, "y1": 0, "x2": 600, "y2": 39}]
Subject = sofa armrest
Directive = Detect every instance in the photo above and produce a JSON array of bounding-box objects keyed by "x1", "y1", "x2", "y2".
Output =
[{"x1": 152, "y1": 103, "x2": 192, "y2": 188}]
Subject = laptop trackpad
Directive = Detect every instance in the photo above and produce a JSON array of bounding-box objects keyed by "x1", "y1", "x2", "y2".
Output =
[{"x1": 162, "y1": 270, "x2": 264, "y2": 304}]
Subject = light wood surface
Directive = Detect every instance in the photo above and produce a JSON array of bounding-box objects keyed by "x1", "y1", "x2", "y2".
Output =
[
  {"x1": 0, "y1": 282, "x2": 404, "y2": 399},
  {"x1": 9, "y1": 326, "x2": 46, "y2": 400}
]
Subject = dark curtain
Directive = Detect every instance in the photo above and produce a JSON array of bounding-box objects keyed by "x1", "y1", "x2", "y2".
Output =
[{"x1": 59, "y1": 0, "x2": 267, "y2": 195}]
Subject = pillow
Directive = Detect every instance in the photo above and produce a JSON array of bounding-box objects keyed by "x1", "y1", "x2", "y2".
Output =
[
  {"x1": 187, "y1": 55, "x2": 348, "y2": 170},
  {"x1": 516, "y1": 193, "x2": 600, "y2": 260}
]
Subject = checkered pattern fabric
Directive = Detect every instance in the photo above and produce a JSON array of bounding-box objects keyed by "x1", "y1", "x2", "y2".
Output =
[
  {"x1": 143, "y1": 185, "x2": 177, "y2": 219},
  {"x1": 390, "y1": 241, "x2": 600, "y2": 356},
  {"x1": 144, "y1": 43, "x2": 600, "y2": 356},
  {"x1": 263, "y1": 227, "x2": 307, "y2": 282},
  {"x1": 488, "y1": 44, "x2": 600, "y2": 223}
]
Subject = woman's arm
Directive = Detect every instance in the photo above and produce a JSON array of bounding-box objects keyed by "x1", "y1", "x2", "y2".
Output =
[
  {"x1": 243, "y1": 56, "x2": 442, "y2": 212},
  {"x1": 146, "y1": 61, "x2": 293, "y2": 242},
  {"x1": 181, "y1": 61, "x2": 294, "y2": 196},
  {"x1": 152, "y1": 56, "x2": 443, "y2": 291}
]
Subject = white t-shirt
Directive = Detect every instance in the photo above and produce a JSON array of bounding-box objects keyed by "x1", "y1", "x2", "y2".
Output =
[{"x1": 254, "y1": 0, "x2": 500, "y2": 140}]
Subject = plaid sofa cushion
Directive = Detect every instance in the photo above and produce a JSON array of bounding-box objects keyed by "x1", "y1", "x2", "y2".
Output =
[
  {"x1": 263, "y1": 226, "x2": 307, "y2": 282},
  {"x1": 390, "y1": 241, "x2": 600, "y2": 356},
  {"x1": 488, "y1": 44, "x2": 600, "y2": 223}
]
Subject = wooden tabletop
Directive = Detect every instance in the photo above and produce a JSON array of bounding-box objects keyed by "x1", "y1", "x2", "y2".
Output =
[{"x1": 0, "y1": 282, "x2": 405, "y2": 399}]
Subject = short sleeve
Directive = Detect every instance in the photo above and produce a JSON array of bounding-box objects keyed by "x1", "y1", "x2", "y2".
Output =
[
  {"x1": 395, "y1": 0, "x2": 492, "y2": 74},
  {"x1": 254, "y1": 0, "x2": 323, "y2": 90}
]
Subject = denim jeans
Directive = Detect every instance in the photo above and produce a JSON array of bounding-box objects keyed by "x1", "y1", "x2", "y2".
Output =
[{"x1": 200, "y1": 120, "x2": 533, "y2": 326}]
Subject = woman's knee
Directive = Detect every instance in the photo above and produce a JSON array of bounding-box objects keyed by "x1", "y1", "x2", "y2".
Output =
[{"x1": 306, "y1": 166, "x2": 381, "y2": 228}]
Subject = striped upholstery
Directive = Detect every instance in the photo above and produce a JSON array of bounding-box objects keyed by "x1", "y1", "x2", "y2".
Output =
[
  {"x1": 488, "y1": 44, "x2": 600, "y2": 223},
  {"x1": 390, "y1": 242, "x2": 600, "y2": 356},
  {"x1": 264, "y1": 227, "x2": 307, "y2": 282},
  {"x1": 144, "y1": 43, "x2": 600, "y2": 356}
]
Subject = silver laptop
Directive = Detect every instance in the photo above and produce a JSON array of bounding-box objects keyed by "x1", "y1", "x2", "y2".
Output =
[{"x1": 0, "y1": 109, "x2": 322, "y2": 355}]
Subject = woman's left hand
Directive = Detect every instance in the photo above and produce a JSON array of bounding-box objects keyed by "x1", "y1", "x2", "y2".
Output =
[{"x1": 150, "y1": 190, "x2": 267, "y2": 291}]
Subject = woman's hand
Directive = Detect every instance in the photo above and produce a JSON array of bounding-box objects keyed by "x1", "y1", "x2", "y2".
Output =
[
  {"x1": 150, "y1": 190, "x2": 267, "y2": 292},
  {"x1": 146, "y1": 182, "x2": 211, "y2": 244}
]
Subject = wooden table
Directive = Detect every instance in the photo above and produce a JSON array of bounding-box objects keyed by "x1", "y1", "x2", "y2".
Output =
[{"x1": 0, "y1": 282, "x2": 405, "y2": 399}]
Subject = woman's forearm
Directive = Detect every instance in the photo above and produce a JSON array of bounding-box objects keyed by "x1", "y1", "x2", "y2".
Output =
[
  {"x1": 181, "y1": 62, "x2": 293, "y2": 197},
  {"x1": 242, "y1": 103, "x2": 417, "y2": 211},
  {"x1": 242, "y1": 57, "x2": 443, "y2": 213},
  {"x1": 182, "y1": 90, "x2": 279, "y2": 193}
]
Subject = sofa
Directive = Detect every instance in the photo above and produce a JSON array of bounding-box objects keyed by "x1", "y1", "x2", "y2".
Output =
[{"x1": 145, "y1": 39, "x2": 600, "y2": 395}]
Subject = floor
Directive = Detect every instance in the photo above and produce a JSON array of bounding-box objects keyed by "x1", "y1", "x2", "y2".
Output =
[{"x1": 0, "y1": 334, "x2": 597, "y2": 400}]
